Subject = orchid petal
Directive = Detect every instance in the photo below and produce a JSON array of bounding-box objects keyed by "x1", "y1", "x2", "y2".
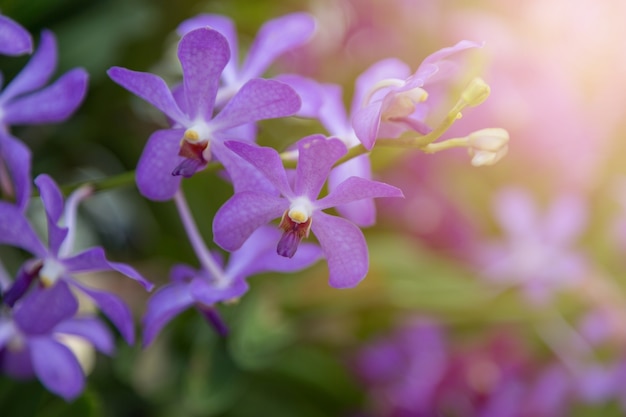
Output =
[
  {"x1": 275, "y1": 74, "x2": 326, "y2": 119},
  {"x1": 136, "y1": 128, "x2": 185, "y2": 201},
  {"x1": 318, "y1": 83, "x2": 352, "y2": 136},
  {"x1": 178, "y1": 27, "x2": 228, "y2": 121},
  {"x1": 352, "y1": 101, "x2": 383, "y2": 150},
  {"x1": 212, "y1": 140, "x2": 278, "y2": 195},
  {"x1": 54, "y1": 317, "x2": 115, "y2": 355},
  {"x1": 30, "y1": 337, "x2": 85, "y2": 401},
  {"x1": 177, "y1": 14, "x2": 238, "y2": 84},
  {"x1": 294, "y1": 136, "x2": 347, "y2": 199},
  {"x1": 224, "y1": 141, "x2": 292, "y2": 196},
  {"x1": 169, "y1": 265, "x2": 196, "y2": 285},
  {"x1": 1, "y1": 30, "x2": 55, "y2": 102},
  {"x1": 13, "y1": 281, "x2": 78, "y2": 335},
  {"x1": 4, "y1": 68, "x2": 88, "y2": 125},
  {"x1": 417, "y1": 40, "x2": 483, "y2": 79},
  {"x1": 3, "y1": 260, "x2": 40, "y2": 307},
  {"x1": 2, "y1": 346, "x2": 34, "y2": 379},
  {"x1": 543, "y1": 194, "x2": 587, "y2": 244},
  {"x1": 63, "y1": 246, "x2": 153, "y2": 291},
  {"x1": 0, "y1": 133, "x2": 31, "y2": 211},
  {"x1": 226, "y1": 226, "x2": 319, "y2": 278},
  {"x1": 107, "y1": 67, "x2": 188, "y2": 125},
  {"x1": 0, "y1": 201, "x2": 46, "y2": 257},
  {"x1": 311, "y1": 212, "x2": 369, "y2": 288},
  {"x1": 213, "y1": 191, "x2": 287, "y2": 251},
  {"x1": 353, "y1": 57, "x2": 411, "y2": 113},
  {"x1": 240, "y1": 13, "x2": 316, "y2": 81},
  {"x1": 328, "y1": 155, "x2": 377, "y2": 227},
  {"x1": 317, "y1": 176, "x2": 403, "y2": 210},
  {"x1": 211, "y1": 78, "x2": 301, "y2": 131},
  {"x1": 71, "y1": 282, "x2": 135, "y2": 345},
  {"x1": 493, "y1": 188, "x2": 538, "y2": 239},
  {"x1": 142, "y1": 282, "x2": 194, "y2": 347},
  {"x1": 34, "y1": 174, "x2": 68, "y2": 255},
  {"x1": 0, "y1": 15, "x2": 32, "y2": 56},
  {"x1": 189, "y1": 277, "x2": 248, "y2": 305}
]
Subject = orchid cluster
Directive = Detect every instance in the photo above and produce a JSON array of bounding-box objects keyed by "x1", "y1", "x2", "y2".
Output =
[
  {"x1": 353, "y1": 319, "x2": 621, "y2": 417},
  {"x1": 0, "y1": 8, "x2": 507, "y2": 404}
]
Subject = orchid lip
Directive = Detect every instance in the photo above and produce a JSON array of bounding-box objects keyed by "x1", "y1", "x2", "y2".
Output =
[{"x1": 277, "y1": 208, "x2": 313, "y2": 258}]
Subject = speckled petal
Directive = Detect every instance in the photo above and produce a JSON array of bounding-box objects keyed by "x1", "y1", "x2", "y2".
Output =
[
  {"x1": 316, "y1": 176, "x2": 403, "y2": 210},
  {"x1": 107, "y1": 67, "x2": 188, "y2": 125},
  {"x1": 178, "y1": 27, "x2": 229, "y2": 121},
  {"x1": 177, "y1": 14, "x2": 238, "y2": 83},
  {"x1": 328, "y1": 155, "x2": 376, "y2": 227},
  {"x1": 212, "y1": 140, "x2": 278, "y2": 195},
  {"x1": 210, "y1": 78, "x2": 301, "y2": 132},
  {"x1": 223, "y1": 140, "x2": 292, "y2": 196},
  {"x1": 311, "y1": 212, "x2": 369, "y2": 288},
  {"x1": 136, "y1": 128, "x2": 185, "y2": 201},
  {"x1": 294, "y1": 136, "x2": 347, "y2": 200},
  {"x1": 213, "y1": 191, "x2": 287, "y2": 251}
]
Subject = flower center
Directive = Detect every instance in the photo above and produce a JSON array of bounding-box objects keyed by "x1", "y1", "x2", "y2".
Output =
[
  {"x1": 277, "y1": 199, "x2": 315, "y2": 258},
  {"x1": 39, "y1": 258, "x2": 65, "y2": 287},
  {"x1": 173, "y1": 124, "x2": 213, "y2": 177}
]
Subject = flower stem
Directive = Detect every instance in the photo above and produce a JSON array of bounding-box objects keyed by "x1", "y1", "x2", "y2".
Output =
[{"x1": 173, "y1": 190, "x2": 228, "y2": 285}]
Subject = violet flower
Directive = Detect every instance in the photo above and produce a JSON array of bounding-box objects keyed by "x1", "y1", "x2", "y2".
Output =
[
  {"x1": 177, "y1": 12, "x2": 316, "y2": 107},
  {"x1": 476, "y1": 188, "x2": 588, "y2": 304},
  {"x1": 107, "y1": 27, "x2": 301, "y2": 201},
  {"x1": 142, "y1": 225, "x2": 322, "y2": 346},
  {"x1": 0, "y1": 14, "x2": 32, "y2": 56},
  {"x1": 0, "y1": 30, "x2": 88, "y2": 210},
  {"x1": 278, "y1": 61, "x2": 413, "y2": 226},
  {"x1": 0, "y1": 174, "x2": 152, "y2": 344},
  {"x1": 0, "y1": 282, "x2": 114, "y2": 400},
  {"x1": 352, "y1": 40, "x2": 482, "y2": 150},
  {"x1": 212, "y1": 135, "x2": 403, "y2": 288}
]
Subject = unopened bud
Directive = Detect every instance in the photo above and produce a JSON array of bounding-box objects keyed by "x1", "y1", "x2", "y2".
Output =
[
  {"x1": 461, "y1": 77, "x2": 490, "y2": 107},
  {"x1": 467, "y1": 128, "x2": 509, "y2": 166}
]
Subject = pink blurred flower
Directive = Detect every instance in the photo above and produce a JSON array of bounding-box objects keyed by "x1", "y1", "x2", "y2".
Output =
[{"x1": 475, "y1": 188, "x2": 589, "y2": 304}]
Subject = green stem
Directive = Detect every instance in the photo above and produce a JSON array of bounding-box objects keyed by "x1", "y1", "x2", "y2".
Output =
[{"x1": 44, "y1": 94, "x2": 473, "y2": 197}]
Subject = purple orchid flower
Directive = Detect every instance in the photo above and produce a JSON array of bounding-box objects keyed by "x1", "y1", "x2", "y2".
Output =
[
  {"x1": 177, "y1": 12, "x2": 316, "y2": 107},
  {"x1": 212, "y1": 135, "x2": 403, "y2": 288},
  {"x1": 0, "y1": 282, "x2": 114, "y2": 400},
  {"x1": 107, "y1": 27, "x2": 301, "y2": 201},
  {"x1": 476, "y1": 188, "x2": 588, "y2": 304},
  {"x1": 278, "y1": 66, "x2": 407, "y2": 227},
  {"x1": 0, "y1": 174, "x2": 152, "y2": 344},
  {"x1": 0, "y1": 14, "x2": 32, "y2": 56},
  {"x1": 142, "y1": 225, "x2": 322, "y2": 346},
  {"x1": 352, "y1": 40, "x2": 482, "y2": 150},
  {"x1": 0, "y1": 30, "x2": 88, "y2": 210}
]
